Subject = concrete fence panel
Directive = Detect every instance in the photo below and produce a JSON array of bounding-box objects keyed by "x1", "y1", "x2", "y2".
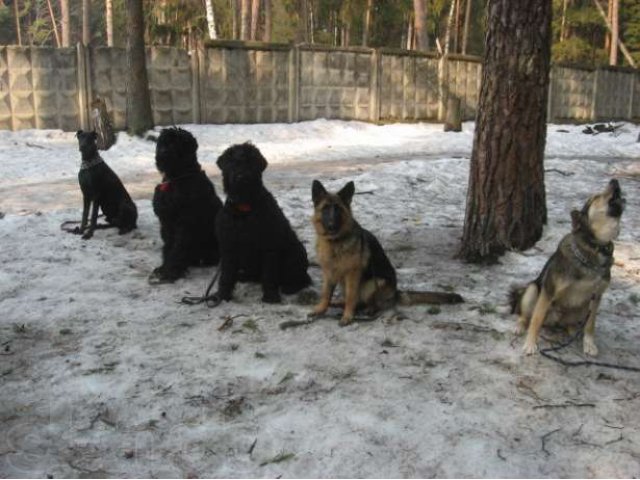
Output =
[
  {"x1": 200, "y1": 42, "x2": 290, "y2": 124},
  {"x1": 0, "y1": 46, "x2": 80, "y2": 131},
  {"x1": 548, "y1": 66, "x2": 595, "y2": 121},
  {"x1": 378, "y1": 51, "x2": 439, "y2": 122},
  {"x1": 448, "y1": 56, "x2": 482, "y2": 121},
  {"x1": 594, "y1": 68, "x2": 635, "y2": 120},
  {"x1": 298, "y1": 46, "x2": 374, "y2": 121}
]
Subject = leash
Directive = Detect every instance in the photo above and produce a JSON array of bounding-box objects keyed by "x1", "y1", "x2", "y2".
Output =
[
  {"x1": 540, "y1": 314, "x2": 640, "y2": 372},
  {"x1": 180, "y1": 267, "x2": 222, "y2": 307},
  {"x1": 60, "y1": 215, "x2": 106, "y2": 233}
]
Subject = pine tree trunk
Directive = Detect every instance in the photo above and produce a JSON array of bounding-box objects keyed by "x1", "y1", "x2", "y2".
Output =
[
  {"x1": 125, "y1": 0, "x2": 154, "y2": 136},
  {"x1": 46, "y1": 0, "x2": 61, "y2": 47},
  {"x1": 609, "y1": 0, "x2": 618, "y2": 65},
  {"x1": 106, "y1": 0, "x2": 114, "y2": 46},
  {"x1": 250, "y1": 0, "x2": 259, "y2": 40},
  {"x1": 240, "y1": 0, "x2": 250, "y2": 40},
  {"x1": 461, "y1": 0, "x2": 472, "y2": 54},
  {"x1": 458, "y1": 0, "x2": 551, "y2": 263},
  {"x1": 60, "y1": 0, "x2": 70, "y2": 47},
  {"x1": 13, "y1": 0, "x2": 22, "y2": 45},
  {"x1": 413, "y1": 0, "x2": 428, "y2": 51},
  {"x1": 205, "y1": 0, "x2": 217, "y2": 40},
  {"x1": 82, "y1": 0, "x2": 91, "y2": 46}
]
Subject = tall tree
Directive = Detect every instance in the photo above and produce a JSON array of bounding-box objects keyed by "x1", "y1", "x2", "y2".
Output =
[
  {"x1": 250, "y1": 0, "x2": 259, "y2": 39},
  {"x1": 240, "y1": 0, "x2": 250, "y2": 39},
  {"x1": 205, "y1": 0, "x2": 217, "y2": 40},
  {"x1": 105, "y1": 0, "x2": 113, "y2": 46},
  {"x1": 458, "y1": 0, "x2": 552, "y2": 262},
  {"x1": 60, "y1": 0, "x2": 69, "y2": 46},
  {"x1": 413, "y1": 0, "x2": 428, "y2": 50},
  {"x1": 125, "y1": 0, "x2": 153, "y2": 135},
  {"x1": 610, "y1": 0, "x2": 619, "y2": 64},
  {"x1": 362, "y1": 0, "x2": 373, "y2": 46},
  {"x1": 13, "y1": 0, "x2": 22, "y2": 45},
  {"x1": 461, "y1": 0, "x2": 472, "y2": 53},
  {"x1": 46, "y1": 0, "x2": 61, "y2": 47}
]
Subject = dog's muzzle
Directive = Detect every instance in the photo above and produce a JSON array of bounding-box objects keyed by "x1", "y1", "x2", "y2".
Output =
[{"x1": 608, "y1": 179, "x2": 625, "y2": 217}]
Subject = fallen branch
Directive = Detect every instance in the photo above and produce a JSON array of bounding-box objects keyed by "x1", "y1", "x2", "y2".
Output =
[
  {"x1": 541, "y1": 428, "x2": 561, "y2": 457},
  {"x1": 533, "y1": 402, "x2": 595, "y2": 410}
]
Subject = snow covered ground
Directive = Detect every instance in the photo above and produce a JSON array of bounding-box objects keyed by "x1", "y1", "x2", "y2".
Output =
[{"x1": 1, "y1": 120, "x2": 639, "y2": 478}]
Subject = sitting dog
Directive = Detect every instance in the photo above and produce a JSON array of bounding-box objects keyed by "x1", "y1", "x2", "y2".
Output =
[
  {"x1": 310, "y1": 180, "x2": 463, "y2": 326},
  {"x1": 511, "y1": 179, "x2": 625, "y2": 356},
  {"x1": 150, "y1": 127, "x2": 223, "y2": 284},
  {"x1": 73, "y1": 130, "x2": 137, "y2": 240},
  {"x1": 215, "y1": 142, "x2": 311, "y2": 303}
]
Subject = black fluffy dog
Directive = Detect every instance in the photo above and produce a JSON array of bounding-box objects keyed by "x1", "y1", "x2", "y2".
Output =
[
  {"x1": 215, "y1": 142, "x2": 311, "y2": 303},
  {"x1": 73, "y1": 130, "x2": 137, "y2": 240},
  {"x1": 150, "y1": 127, "x2": 223, "y2": 284}
]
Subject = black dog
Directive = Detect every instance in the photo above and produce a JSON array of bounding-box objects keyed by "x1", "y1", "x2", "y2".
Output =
[
  {"x1": 73, "y1": 130, "x2": 137, "y2": 240},
  {"x1": 215, "y1": 142, "x2": 311, "y2": 303},
  {"x1": 149, "y1": 127, "x2": 223, "y2": 284}
]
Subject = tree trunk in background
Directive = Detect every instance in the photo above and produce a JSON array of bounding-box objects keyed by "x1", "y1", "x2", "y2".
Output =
[
  {"x1": 82, "y1": 0, "x2": 91, "y2": 45},
  {"x1": 13, "y1": 0, "x2": 22, "y2": 45},
  {"x1": 458, "y1": 0, "x2": 552, "y2": 262},
  {"x1": 462, "y1": 0, "x2": 472, "y2": 53},
  {"x1": 610, "y1": 0, "x2": 618, "y2": 65},
  {"x1": 362, "y1": 0, "x2": 373, "y2": 46},
  {"x1": 106, "y1": 0, "x2": 114, "y2": 46},
  {"x1": 604, "y1": 0, "x2": 612, "y2": 50},
  {"x1": 60, "y1": 0, "x2": 70, "y2": 46},
  {"x1": 413, "y1": 0, "x2": 428, "y2": 51},
  {"x1": 205, "y1": 0, "x2": 217, "y2": 40},
  {"x1": 263, "y1": 0, "x2": 271, "y2": 41},
  {"x1": 453, "y1": 0, "x2": 460, "y2": 53},
  {"x1": 46, "y1": 0, "x2": 61, "y2": 47},
  {"x1": 240, "y1": 0, "x2": 250, "y2": 40},
  {"x1": 125, "y1": 0, "x2": 154, "y2": 136},
  {"x1": 250, "y1": 0, "x2": 259, "y2": 40},
  {"x1": 296, "y1": 0, "x2": 309, "y2": 43}
]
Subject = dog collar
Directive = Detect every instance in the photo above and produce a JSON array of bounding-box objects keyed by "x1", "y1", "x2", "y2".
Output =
[
  {"x1": 80, "y1": 156, "x2": 104, "y2": 170},
  {"x1": 570, "y1": 239, "x2": 612, "y2": 273},
  {"x1": 157, "y1": 181, "x2": 172, "y2": 192},
  {"x1": 233, "y1": 203, "x2": 252, "y2": 213}
]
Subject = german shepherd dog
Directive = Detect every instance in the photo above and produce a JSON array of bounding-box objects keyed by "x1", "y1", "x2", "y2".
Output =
[
  {"x1": 310, "y1": 180, "x2": 463, "y2": 326},
  {"x1": 511, "y1": 179, "x2": 625, "y2": 356},
  {"x1": 73, "y1": 130, "x2": 137, "y2": 240}
]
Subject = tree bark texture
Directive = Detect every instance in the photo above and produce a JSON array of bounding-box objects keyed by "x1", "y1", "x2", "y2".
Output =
[
  {"x1": 82, "y1": 0, "x2": 91, "y2": 45},
  {"x1": 106, "y1": 0, "x2": 113, "y2": 45},
  {"x1": 60, "y1": 0, "x2": 70, "y2": 47},
  {"x1": 240, "y1": 0, "x2": 250, "y2": 40},
  {"x1": 413, "y1": 0, "x2": 428, "y2": 50},
  {"x1": 459, "y1": 0, "x2": 551, "y2": 262},
  {"x1": 263, "y1": 0, "x2": 271, "y2": 41},
  {"x1": 250, "y1": 0, "x2": 259, "y2": 40},
  {"x1": 362, "y1": 0, "x2": 373, "y2": 46},
  {"x1": 205, "y1": 0, "x2": 218, "y2": 40},
  {"x1": 125, "y1": 0, "x2": 154, "y2": 135},
  {"x1": 14, "y1": 0, "x2": 22, "y2": 45}
]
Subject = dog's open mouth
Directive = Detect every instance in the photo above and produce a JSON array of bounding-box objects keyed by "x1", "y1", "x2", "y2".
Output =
[{"x1": 607, "y1": 179, "x2": 625, "y2": 217}]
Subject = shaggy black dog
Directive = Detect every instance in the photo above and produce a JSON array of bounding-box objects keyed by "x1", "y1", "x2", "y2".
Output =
[
  {"x1": 149, "y1": 127, "x2": 223, "y2": 284},
  {"x1": 215, "y1": 142, "x2": 311, "y2": 303},
  {"x1": 73, "y1": 130, "x2": 137, "y2": 240}
]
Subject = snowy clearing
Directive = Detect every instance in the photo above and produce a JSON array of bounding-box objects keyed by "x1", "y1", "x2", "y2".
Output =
[{"x1": 1, "y1": 120, "x2": 640, "y2": 478}]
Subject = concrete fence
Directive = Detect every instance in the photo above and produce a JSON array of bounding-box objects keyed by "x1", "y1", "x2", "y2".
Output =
[{"x1": 1, "y1": 41, "x2": 640, "y2": 132}]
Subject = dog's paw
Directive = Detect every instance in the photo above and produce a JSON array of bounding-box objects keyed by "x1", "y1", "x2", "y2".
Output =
[
  {"x1": 583, "y1": 336, "x2": 599, "y2": 357},
  {"x1": 72, "y1": 226, "x2": 83, "y2": 235},
  {"x1": 339, "y1": 316, "x2": 354, "y2": 327},
  {"x1": 81, "y1": 231, "x2": 94, "y2": 240},
  {"x1": 522, "y1": 339, "x2": 539, "y2": 355}
]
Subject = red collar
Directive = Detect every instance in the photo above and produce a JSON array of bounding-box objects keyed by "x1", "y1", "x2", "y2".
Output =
[
  {"x1": 157, "y1": 181, "x2": 172, "y2": 192},
  {"x1": 233, "y1": 203, "x2": 252, "y2": 213}
]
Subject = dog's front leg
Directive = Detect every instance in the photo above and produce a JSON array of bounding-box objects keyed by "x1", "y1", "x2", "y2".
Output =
[
  {"x1": 261, "y1": 251, "x2": 281, "y2": 303},
  {"x1": 583, "y1": 294, "x2": 602, "y2": 357},
  {"x1": 76, "y1": 195, "x2": 91, "y2": 234},
  {"x1": 340, "y1": 270, "x2": 361, "y2": 326},
  {"x1": 311, "y1": 277, "x2": 335, "y2": 317},
  {"x1": 523, "y1": 288, "x2": 552, "y2": 355},
  {"x1": 217, "y1": 251, "x2": 239, "y2": 301},
  {"x1": 82, "y1": 200, "x2": 100, "y2": 239}
]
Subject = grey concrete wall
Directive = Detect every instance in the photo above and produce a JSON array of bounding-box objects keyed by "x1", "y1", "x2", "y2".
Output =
[{"x1": 2, "y1": 43, "x2": 640, "y2": 132}]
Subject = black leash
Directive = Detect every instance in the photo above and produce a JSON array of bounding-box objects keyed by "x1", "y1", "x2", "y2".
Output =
[
  {"x1": 180, "y1": 268, "x2": 222, "y2": 307},
  {"x1": 540, "y1": 317, "x2": 640, "y2": 372},
  {"x1": 60, "y1": 215, "x2": 105, "y2": 233}
]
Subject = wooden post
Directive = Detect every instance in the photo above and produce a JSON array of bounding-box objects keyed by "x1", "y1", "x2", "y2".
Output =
[
  {"x1": 76, "y1": 42, "x2": 90, "y2": 130},
  {"x1": 369, "y1": 49, "x2": 380, "y2": 123},
  {"x1": 191, "y1": 47, "x2": 201, "y2": 124},
  {"x1": 288, "y1": 45, "x2": 299, "y2": 123}
]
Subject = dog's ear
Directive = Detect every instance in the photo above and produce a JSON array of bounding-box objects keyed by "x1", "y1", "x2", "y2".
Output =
[
  {"x1": 251, "y1": 144, "x2": 268, "y2": 172},
  {"x1": 90, "y1": 131, "x2": 98, "y2": 141},
  {"x1": 571, "y1": 209, "x2": 587, "y2": 232},
  {"x1": 216, "y1": 150, "x2": 230, "y2": 171},
  {"x1": 337, "y1": 181, "x2": 355, "y2": 207},
  {"x1": 76, "y1": 130, "x2": 83, "y2": 138},
  {"x1": 312, "y1": 180, "x2": 328, "y2": 206}
]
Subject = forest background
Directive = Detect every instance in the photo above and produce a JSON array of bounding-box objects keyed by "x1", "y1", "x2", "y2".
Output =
[{"x1": 1, "y1": 0, "x2": 639, "y2": 69}]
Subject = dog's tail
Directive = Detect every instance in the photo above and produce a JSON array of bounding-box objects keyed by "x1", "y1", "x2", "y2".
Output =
[
  {"x1": 397, "y1": 290, "x2": 464, "y2": 306},
  {"x1": 509, "y1": 286, "x2": 525, "y2": 314}
]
